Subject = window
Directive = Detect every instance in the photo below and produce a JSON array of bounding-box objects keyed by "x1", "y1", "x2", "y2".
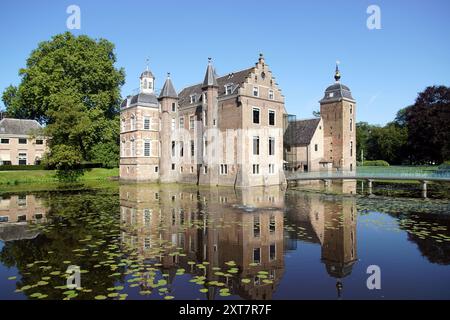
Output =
[
  {"x1": 220, "y1": 164, "x2": 228, "y2": 175},
  {"x1": 269, "y1": 110, "x2": 275, "y2": 126},
  {"x1": 18, "y1": 153, "x2": 27, "y2": 165},
  {"x1": 190, "y1": 166, "x2": 194, "y2": 173},
  {"x1": 171, "y1": 163, "x2": 175, "y2": 170},
  {"x1": 172, "y1": 103, "x2": 176, "y2": 112},
  {"x1": 253, "y1": 86, "x2": 259, "y2": 97},
  {"x1": 179, "y1": 117, "x2": 184, "y2": 129},
  {"x1": 253, "y1": 136, "x2": 260, "y2": 155},
  {"x1": 350, "y1": 141, "x2": 353, "y2": 157},
  {"x1": 253, "y1": 216, "x2": 260, "y2": 237},
  {"x1": 131, "y1": 139, "x2": 135, "y2": 156},
  {"x1": 252, "y1": 108, "x2": 260, "y2": 124},
  {"x1": 350, "y1": 105, "x2": 353, "y2": 114},
  {"x1": 144, "y1": 117, "x2": 150, "y2": 130},
  {"x1": 269, "y1": 244, "x2": 276, "y2": 261},
  {"x1": 269, "y1": 215, "x2": 276, "y2": 233},
  {"x1": 18, "y1": 138, "x2": 27, "y2": 144},
  {"x1": 253, "y1": 248, "x2": 261, "y2": 264},
  {"x1": 144, "y1": 209, "x2": 152, "y2": 226},
  {"x1": 131, "y1": 115, "x2": 136, "y2": 130},
  {"x1": 350, "y1": 118, "x2": 353, "y2": 132},
  {"x1": 36, "y1": 139, "x2": 44, "y2": 145},
  {"x1": 190, "y1": 140, "x2": 195, "y2": 157},
  {"x1": 171, "y1": 141, "x2": 175, "y2": 157},
  {"x1": 0, "y1": 216, "x2": 8, "y2": 223},
  {"x1": 180, "y1": 141, "x2": 184, "y2": 157},
  {"x1": 315, "y1": 144, "x2": 318, "y2": 152},
  {"x1": 171, "y1": 118, "x2": 175, "y2": 130},
  {"x1": 1, "y1": 138, "x2": 9, "y2": 144},
  {"x1": 286, "y1": 146, "x2": 291, "y2": 152},
  {"x1": 190, "y1": 94, "x2": 196, "y2": 104},
  {"x1": 144, "y1": 140, "x2": 151, "y2": 157},
  {"x1": 269, "y1": 164, "x2": 275, "y2": 174},
  {"x1": 225, "y1": 84, "x2": 233, "y2": 95},
  {"x1": 204, "y1": 166, "x2": 208, "y2": 174},
  {"x1": 269, "y1": 137, "x2": 275, "y2": 155},
  {"x1": 154, "y1": 166, "x2": 159, "y2": 173},
  {"x1": 252, "y1": 164, "x2": 260, "y2": 175},
  {"x1": 189, "y1": 116, "x2": 195, "y2": 130},
  {"x1": 269, "y1": 90, "x2": 274, "y2": 100}
]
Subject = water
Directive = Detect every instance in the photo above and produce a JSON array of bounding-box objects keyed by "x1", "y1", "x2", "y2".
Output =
[{"x1": 0, "y1": 183, "x2": 449, "y2": 300}]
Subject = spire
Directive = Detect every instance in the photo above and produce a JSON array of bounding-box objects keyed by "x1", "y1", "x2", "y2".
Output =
[
  {"x1": 334, "y1": 61, "x2": 341, "y2": 82},
  {"x1": 202, "y1": 57, "x2": 218, "y2": 89},
  {"x1": 159, "y1": 72, "x2": 178, "y2": 99}
]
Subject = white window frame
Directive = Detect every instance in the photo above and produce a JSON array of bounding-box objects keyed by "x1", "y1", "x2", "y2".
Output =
[
  {"x1": 225, "y1": 84, "x2": 233, "y2": 95},
  {"x1": 268, "y1": 89, "x2": 274, "y2": 100},
  {"x1": 252, "y1": 107, "x2": 260, "y2": 124},
  {"x1": 268, "y1": 109, "x2": 276, "y2": 126},
  {"x1": 143, "y1": 117, "x2": 150, "y2": 130},
  {"x1": 189, "y1": 115, "x2": 195, "y2": 130},
  {"x1": 269, "y1": 164, "x2": 275, "y2": 175},
  {"x1": 252, "y1": 164, "x2": 260, "y2": 175},
  {"x1": 220, "y1": 164, "x2": 228, "y2": 175},
  {"x1": 269, "y1": 137, "x2": 275, "y2": 156},
  {"x1": 253, "y1": 86, "x2": 259, "y2": 97},
  {"x1": 179, "y1": 117, "x2": 184, "y2": 129},
  {"x1": 190, "y1": 94, "x2": 196, "y2": 104},
  {"x1": 144, "y1": 140, "x2": 151, "y2": 157}
]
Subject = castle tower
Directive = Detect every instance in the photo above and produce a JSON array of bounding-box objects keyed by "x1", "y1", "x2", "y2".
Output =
[
  {"x1": 158, "y1": 73, "x2": 179, "y2": 183},
  {"x1": 320, "y1": 63, "x2": 356, "y2": 172},
  {"x1": 119, "y1": 65, "x2": 160, "y2": 182},
  {"x1": 201, "y1": 58, "x2": 219, "y2": 185}
]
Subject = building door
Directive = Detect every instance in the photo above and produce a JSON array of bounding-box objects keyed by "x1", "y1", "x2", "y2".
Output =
[{"x1": 18, "y1": 153, "x2": 27, "y2": 165}]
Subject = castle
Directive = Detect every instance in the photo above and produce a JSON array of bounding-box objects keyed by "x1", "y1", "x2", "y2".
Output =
[{"x1": 119, "y1": 55, "x2": 356, "y2": 186}]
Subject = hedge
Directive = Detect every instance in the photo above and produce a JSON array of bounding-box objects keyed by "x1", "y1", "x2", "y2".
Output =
[
  {"x1": 0, "y1": 162, "x2": 103, "y2": 171},
  {"x1": 358, "y1": 160, "x2": 390, "y2": 167},
  {"x1": 0, "y1": 165, "x2": 47, "y2": 171}
]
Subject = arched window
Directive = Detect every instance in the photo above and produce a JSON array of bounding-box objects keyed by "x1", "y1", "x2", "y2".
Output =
[{"x1": 350, "y1": 118, "x2": 353, "y2": 132}]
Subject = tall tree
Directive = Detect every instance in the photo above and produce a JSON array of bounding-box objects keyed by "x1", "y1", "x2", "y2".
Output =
[
  {"x1": 2, "y1": 32, "x2": 125, "y2": 172},
  {"x1": 405, "y1": 86, "x2": 450, "y2": 164}
]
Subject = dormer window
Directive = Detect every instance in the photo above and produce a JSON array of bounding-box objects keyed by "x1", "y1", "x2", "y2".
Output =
[
  {"x1": 225, "y1": 84, "x2": 233, "y2": 95},
  {"x1": 190, "y1": 94, "x2": 196, "y2": 104},
  {"x1": 253, "y1": 86, "x2": 259, "y2": 97},
  {"x1": 328, "y1": 92, "x2": 334, "y2": 98},
  {"x1": 269, "y1": 90, "x2": 274, "y2": 100}
]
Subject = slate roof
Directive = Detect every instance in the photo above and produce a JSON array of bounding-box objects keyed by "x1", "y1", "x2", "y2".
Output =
[
  {"x1": 320, "y1": 83, "x2": 354, "y2": 103},
  {"x1": 141, "y1": 70, "x2": 154, "y2": 79},
  {"x1": 202, "y1": 61, "x2": 218, "y2": 88},
  {"x1": 121, "y1": 93, "x2": 159, "y2": 109},
  {"x1": 159, "y1": 76, "x2": 178, "y2": 99},
  {"x1": 0, "y1": 118, "x2": 43, "y2": 135},
  {"x1": 178, "y1": 67, "x2": 254, "y2": 107},
  {"x1": 284, "y1": 118, "x2": 320, "y2": 146}
]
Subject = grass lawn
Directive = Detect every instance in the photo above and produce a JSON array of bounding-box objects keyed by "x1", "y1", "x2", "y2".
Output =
[{"x1": 0, "y1": 168, "x2": 119, "y2": 186}]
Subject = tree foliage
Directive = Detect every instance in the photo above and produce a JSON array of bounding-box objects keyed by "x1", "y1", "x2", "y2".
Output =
[{"x1": 2, "y1": 33, "x2": 125, "y2": 175}]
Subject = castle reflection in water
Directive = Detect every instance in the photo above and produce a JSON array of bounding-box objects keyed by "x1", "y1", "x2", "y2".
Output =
[{"x1": 119, "y1": 181, "x2": 357, "y2": 299}]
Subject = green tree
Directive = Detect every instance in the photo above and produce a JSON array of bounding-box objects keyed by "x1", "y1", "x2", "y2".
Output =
[
  {"x1": 366, "y1": 122, "x2": 408, "y2": 165},
  {"x1": 2, "y1": 32, "x2": 125, "y2": 175},
  {"x1": 405, "y1": 86, "x2": 450, "y2": 164},
  {"x1": 356, "y1": 122, "x2": 373, "y2": 162}
]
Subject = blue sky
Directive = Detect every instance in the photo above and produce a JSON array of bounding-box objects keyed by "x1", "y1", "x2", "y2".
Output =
[{"x1": 0, "y1": 0, "x2": 449, "y2": 125}]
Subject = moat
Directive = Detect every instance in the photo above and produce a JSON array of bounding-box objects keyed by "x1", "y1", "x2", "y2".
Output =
[{"x1": 0, "y1": 182, "x2": 449, "y2": 300}]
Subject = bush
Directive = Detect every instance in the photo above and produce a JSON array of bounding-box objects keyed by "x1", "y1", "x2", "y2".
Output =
[
  {"x1": 359, "y1": 160, "x2": 390, "y2": 167},
  {"x1": 0, "y1": 164, "x2": 47, "y2": 171}
]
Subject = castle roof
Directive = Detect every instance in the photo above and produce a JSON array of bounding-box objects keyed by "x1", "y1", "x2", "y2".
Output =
[
  {"x1": 0, "y1": 118, "x2": 43, "y2": 135},
  {"x1": 121, "y1": 92, "x2": 158, "y2": 109},
  {"x1": 284, "y1": 118, "x2": 321, "y2": 146},
  {"x1": 320, "y1": 83, "x2": 355, "y2": 103},
  {"x1": 159, "y1": 74, "x2": 178, "y2": 99},
  {"x1": 178, "y1": 67, "x2": 254, "y2": 107}
]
